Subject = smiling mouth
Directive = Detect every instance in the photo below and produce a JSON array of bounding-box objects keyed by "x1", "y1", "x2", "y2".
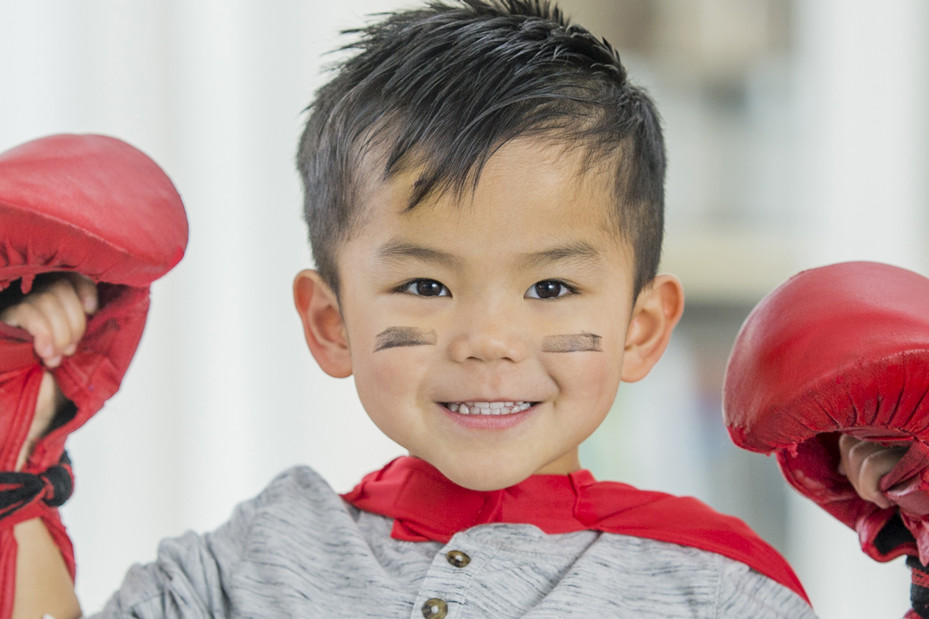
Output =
[{"x1": 444, "y1": 401, "x2": 534, "y2": 415}]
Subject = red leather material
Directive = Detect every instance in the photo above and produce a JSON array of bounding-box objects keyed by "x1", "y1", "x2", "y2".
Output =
[
  {"x1": 0, "y1": 134, "x2": 187, "y2": 618},
  {"x1": 724, "y1": 261, "x2": 929, "y2": 564},
  {"x1": 0, "y1": 134, "x2": 187, "y2": 293}
]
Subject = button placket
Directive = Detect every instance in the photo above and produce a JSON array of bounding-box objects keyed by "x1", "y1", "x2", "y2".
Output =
[{"x1": 413, "y1": 539, "x2": 480, "y2": 618}]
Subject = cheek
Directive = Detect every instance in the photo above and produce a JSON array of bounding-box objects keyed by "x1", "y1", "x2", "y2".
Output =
[
  {"x1": 352, "y1": 346, "x2": 433, "y2": 423},
  {"x1": 559, "y1": 355, "x2": 618, "y2": 398},
  {"x1": 546, "y1": 329, "x2": 626, "y2": 405}
]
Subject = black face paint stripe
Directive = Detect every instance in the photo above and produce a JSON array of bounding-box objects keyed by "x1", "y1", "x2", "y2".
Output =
[
  {"x1": 374, "y1": 327, "x2": 437, "y2": 352},
  {"x1": 541, "y1": 333, "x2": 603, "y2": 353}
]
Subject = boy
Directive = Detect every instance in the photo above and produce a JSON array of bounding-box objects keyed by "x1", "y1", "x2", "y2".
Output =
[{"x1": 8, "y1": 1, "x2": 819, "y2": 616}]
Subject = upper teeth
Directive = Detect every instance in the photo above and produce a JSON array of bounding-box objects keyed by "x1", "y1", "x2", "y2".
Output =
[{"x1": 446, "y1": 401, "x2": 531, "y2": 415}]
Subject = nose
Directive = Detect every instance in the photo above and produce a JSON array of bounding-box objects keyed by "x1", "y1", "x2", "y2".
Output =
[{"x1": 447, "y1": 299, "x2": 527, "y2": 363}]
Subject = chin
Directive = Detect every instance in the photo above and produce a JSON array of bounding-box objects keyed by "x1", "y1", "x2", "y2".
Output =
[{"x1": 434, "y1": 459, "x2": 536, "y2": 491}]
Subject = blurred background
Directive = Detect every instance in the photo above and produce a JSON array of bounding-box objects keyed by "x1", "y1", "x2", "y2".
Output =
[{"x1": 1, "y1": 0, "x2": 927, "y2": 616}]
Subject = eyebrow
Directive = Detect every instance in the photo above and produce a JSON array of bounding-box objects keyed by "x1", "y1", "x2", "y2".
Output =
[
  {"x1": 377, "y1": 240, "x2": 463, "y2": 268},
  {"x1": 518, "y1": 241, "x2": 602, "y2": 269},
  {"x1": 377, "y1": 239, "x2": 601, "y2": 269},
  {"x1": 374, "y1": 327, "x2": 438, "y2": 352}
]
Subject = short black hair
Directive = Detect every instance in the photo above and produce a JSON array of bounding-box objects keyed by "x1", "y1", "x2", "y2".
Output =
[{"x1": 297, "y1": 0, "x2": 665, "y2": 296}]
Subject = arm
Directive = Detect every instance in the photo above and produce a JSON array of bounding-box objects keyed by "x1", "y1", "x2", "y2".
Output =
[
  {"x1": 13, "y1": 519, "x2": 80, "y2": 619},
  {"x1": 2, "y1": 274, "x2": 97, "y2": 619},
  {"x1": 0, "y1": 133, "x2": 187, "y2": 619}
]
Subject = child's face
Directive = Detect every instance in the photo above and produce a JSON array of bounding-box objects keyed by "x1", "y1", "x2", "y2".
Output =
[{"x1": 295, "y1": 138, "x2": 681, "y2": 490}]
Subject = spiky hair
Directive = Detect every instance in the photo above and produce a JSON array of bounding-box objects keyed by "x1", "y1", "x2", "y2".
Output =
[{"x1": 297, "y1": 0, "x2": 665, "y2": 296}]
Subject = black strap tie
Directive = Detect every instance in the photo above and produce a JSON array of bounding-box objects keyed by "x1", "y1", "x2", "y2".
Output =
[
  {"x1": 907, "y1": 555, "x2": 929, "y2": 619},
  {"x1": 0, "y1": 452, "x2": 73, "y2": 521}
]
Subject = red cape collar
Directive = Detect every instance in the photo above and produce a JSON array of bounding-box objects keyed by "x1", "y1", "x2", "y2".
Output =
[{"x1": 341, "y1": 456, "x2": 810, "y2": 605}]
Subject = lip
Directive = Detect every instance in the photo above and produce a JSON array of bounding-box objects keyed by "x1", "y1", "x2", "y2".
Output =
[{"x1": 438, "y1": 401, "x2": 538, "y2": 430}]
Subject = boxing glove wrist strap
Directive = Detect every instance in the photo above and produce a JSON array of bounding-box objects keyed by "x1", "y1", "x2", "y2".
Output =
[
  {"x1": 0, "y1": 452, "x2": 73, "y2": 527},
  {"x1": 907, "y1": 556, "x2": 929, "y2": 619}
]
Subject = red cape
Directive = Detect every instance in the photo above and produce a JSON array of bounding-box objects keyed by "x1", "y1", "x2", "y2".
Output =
[{"x1": 342, "y1": 457, "x2": 810, "y2": 605}]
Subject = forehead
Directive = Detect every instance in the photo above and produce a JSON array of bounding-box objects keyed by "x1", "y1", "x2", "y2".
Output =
[{"x1": 353, "y1": 138, "x2": 622, "y2": 246}]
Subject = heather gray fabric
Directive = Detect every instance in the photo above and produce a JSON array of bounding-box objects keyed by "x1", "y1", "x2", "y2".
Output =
[{"x1": 91, "y1": 466, "x2": 816, "y2": 618}]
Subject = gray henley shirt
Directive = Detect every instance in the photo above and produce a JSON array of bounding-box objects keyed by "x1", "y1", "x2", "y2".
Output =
[{"x1": 91, "y1": 465, "x2": 817, "y2": 618}]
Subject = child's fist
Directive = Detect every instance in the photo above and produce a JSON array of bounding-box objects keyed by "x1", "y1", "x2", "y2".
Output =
[
  {"x1": 837, "y1": 434, "x2": 908, "y2": 509},
  {"x1": 0, "y1": 274, "x2": 97, "y2": 369},
  {"x1": 0, "y1": 273, "x2": 97, "y2": 471}
]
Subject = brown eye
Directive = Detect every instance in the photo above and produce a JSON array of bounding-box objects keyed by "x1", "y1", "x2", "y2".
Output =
[
  {"x1": 527, "y1": 280, "x2": 572, "y2": 299},
  {"x1": 402, "y1": 279, "x2": 449, "y2": 297}
]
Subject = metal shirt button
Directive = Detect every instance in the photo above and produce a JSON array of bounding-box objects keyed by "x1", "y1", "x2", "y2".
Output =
[
  {"x1": 422, "y1": 598, "x2": 449, "y2": 618},
  {"x1": 445, "y1": 550, "x2": 471, "y2": 568}
]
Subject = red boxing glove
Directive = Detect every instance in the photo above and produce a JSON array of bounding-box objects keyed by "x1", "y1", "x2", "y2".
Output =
[
  {"x1": 723, "y1": 261, "x2": 929, "y2": 566},
  {"x1": 0, "y1": 134, "x2": 187, "y2": 616}
]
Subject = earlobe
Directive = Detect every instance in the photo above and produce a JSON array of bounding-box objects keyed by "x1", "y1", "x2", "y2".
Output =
[
  {"x1": 293, "y1": 269, "x2": 353, "y2": 378},
  {"x1": 621, "y1": 274, "x2": 684, "y2": 383}
]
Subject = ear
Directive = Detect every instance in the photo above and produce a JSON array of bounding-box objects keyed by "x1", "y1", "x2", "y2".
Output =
[
  {"x1": 621, "y1": 274, "x2": 684, "y2": 383},
  {"x1": 293, "y1": 269, "x2": 353, "y2": 378}
]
